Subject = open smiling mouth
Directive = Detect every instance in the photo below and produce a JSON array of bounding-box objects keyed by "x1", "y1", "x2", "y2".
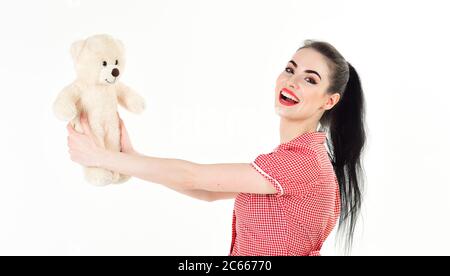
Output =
[{"x1": 279, "y1": 90, "x2": 300, "y2": 106}]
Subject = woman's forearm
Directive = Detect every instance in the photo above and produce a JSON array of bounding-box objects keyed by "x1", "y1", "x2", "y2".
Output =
[
  {"x1": 167, "y1": 187, "x2": 215, "y2": 201},
  {"x1": 98, "y1": 151, "x2": 197, "y2": 190}
]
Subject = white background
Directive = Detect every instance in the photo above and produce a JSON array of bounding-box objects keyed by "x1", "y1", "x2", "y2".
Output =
[{"x1": 0, "y1": 0, "x2": 449, "y2": 256}]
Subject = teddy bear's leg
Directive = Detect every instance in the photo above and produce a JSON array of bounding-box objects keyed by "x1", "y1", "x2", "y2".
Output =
[
  {"x1": 116, "y1": 174, "x2": 131, "y2": 184},
  {"x1": 71, "y1": 116, "x2": 83, "y2": 133},
  {"x1": 84, "y1": 166, "x2": 114, "y2": 186},
  {"x1": 83, "y1": 119, "x2": 115, "y2": 186},
  {"x1": 104, "y1": 120, "x2": 130, "y2": 184}
]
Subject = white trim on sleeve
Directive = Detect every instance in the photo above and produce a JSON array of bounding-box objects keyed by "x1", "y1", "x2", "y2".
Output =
[{"x1": 251, "y1": 161, "x2": 285, "y2": 196}]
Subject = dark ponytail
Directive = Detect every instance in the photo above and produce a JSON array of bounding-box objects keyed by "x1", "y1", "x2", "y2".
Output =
[{"x1": 298, "y1": 41, "x2": 366, "y2": 252}]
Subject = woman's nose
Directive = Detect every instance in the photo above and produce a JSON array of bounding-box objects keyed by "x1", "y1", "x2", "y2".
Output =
[{"x1": 287, "y1": 75, "x2": 299, "y2": 90}]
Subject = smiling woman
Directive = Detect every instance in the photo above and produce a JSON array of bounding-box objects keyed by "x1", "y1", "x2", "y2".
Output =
[
  {"x1": 274, "y1": 40, "x2": 367, "y2": 252},
  {"x1": 65, "y1": 39, "x2": 366, "y2": 256}
]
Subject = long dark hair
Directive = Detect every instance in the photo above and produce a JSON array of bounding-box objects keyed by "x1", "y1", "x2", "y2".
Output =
[{"x1": 298, "y1": 40, "x2": 366, "y2": 252}]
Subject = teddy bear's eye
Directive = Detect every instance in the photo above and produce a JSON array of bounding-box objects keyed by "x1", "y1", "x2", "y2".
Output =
[
  {"x1": 115, "y1": 60, "x2": 119, "y2": 65},
  {"x1": 102, "y1": 61, "x2": 107, "y2": 67}
]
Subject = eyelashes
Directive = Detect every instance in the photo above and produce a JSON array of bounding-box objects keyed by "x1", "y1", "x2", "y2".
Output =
[
  {"x1": 285, "y1": 67, "x2": 294, "y2": 74},
  {"x1": 284, "y1": 67, "x2": 317, "y2": 85},
  {"x1": 305, "y1": 77, "x2": 317, "y2": 85}
]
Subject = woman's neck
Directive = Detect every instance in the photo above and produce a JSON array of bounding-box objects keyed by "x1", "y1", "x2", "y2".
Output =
[{"x1": 279, "y1": 118, "x2": 318, "y2": 144}]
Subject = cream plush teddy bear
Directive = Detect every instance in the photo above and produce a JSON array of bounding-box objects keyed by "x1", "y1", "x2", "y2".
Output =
[{"x1": 53, "y1": 34, "x2": 145, "y2": 186}]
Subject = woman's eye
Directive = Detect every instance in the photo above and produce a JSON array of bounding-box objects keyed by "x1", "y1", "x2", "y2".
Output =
[
  {"x1": 115, "y1": 60, "x2": 119, "y2": 65},
  {"x1": 305, "y1": 77, "x2": 317, "y2": 84},
  {"x1": 102, "y1": 61, "x2": 107, "y2": 67},
  {"x1": 285, "y1": 67, "x2": 294, "y2": 74}
]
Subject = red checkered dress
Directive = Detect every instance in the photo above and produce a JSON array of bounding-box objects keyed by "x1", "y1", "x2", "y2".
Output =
[{"x1": 229, "y1": 131, "x2": 340, "y2": 256}]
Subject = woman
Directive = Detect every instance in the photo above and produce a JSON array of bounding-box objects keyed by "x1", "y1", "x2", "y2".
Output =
[{"x1": 67, "y1": 40, "x2": 366, "y2": 256}]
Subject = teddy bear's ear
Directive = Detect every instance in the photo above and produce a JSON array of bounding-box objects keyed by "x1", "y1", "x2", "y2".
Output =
[{"x1": 70, "y1": 40, "x2": 86, "y2": 61}]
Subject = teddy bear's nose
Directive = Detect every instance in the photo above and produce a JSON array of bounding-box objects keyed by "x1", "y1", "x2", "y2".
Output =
[{"x1": 111, "y1": 68, "x2": 120, "y2": 77}]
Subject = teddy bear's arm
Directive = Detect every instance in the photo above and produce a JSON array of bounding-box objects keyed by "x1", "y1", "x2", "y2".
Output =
[
  {"x1": 116, "y1": 82, "x2": 146, "y2": 114},
  {"x1": 53, "y1": 83, "x2": 81, "y2": 121}
]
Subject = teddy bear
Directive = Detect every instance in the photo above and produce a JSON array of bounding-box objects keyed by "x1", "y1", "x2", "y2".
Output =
[{"x1": 53, "y1": 34, "x2": 145, "y2": 186}]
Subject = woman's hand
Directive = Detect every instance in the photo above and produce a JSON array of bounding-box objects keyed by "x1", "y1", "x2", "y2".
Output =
[
  {"x1": 118, "y1": 114, "x2": 138, "y2": 156},
  {"x1": 67, "y1": 114, "x2": 106, "y2": 167}
]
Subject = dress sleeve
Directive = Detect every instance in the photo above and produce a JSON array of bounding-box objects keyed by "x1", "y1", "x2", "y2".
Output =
[{"x1": 250, "y1": 148, "x2": 321, "y2": 197}]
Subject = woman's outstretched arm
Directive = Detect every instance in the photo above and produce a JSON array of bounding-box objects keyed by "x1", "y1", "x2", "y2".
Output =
[
  {"x1": 166, "y1": 187, "x2": 238, "y2": 202},
  {"x1": 96, "y1": 149, "x2": 275, "y2": 195},
  {"x1": 67, "y1": 114, "x2": 276, "y2": 197}
]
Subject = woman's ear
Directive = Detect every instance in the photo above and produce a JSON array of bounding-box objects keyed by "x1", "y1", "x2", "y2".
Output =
[
  {"x1": 70, "y1": 39, "x2": 86, "y2": 61},
  {"x1": 323, "y1": 92, "x2": 341, "y2": 110}
]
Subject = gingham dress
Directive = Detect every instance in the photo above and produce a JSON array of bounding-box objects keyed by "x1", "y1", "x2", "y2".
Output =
[{"x1": 229, "y1": 131, "x2": 340, "y2": 256}]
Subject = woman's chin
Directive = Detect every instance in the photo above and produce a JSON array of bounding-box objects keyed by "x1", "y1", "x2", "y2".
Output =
[{"x1": 275, "y1": 106, "x2": 297, "y2": 119}]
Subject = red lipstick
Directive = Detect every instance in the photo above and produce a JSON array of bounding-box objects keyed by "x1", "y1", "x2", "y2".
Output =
[
  {"x1": 281, "y1": 88, "x2": 300, "y2": 102},
  {"x1": 279, "y1": 88, "x2": 301, "y2": 106}
]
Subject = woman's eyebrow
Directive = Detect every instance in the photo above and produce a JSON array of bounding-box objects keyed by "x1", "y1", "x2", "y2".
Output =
[
  {"x1": 304, "y1": 70, "x2": 322, "y2": 80},
  {"x1": 288, "y1": 60, "x2": 322, "y2": 80},
  {"x1": 288, "y1": 60, "x2": 298, "y2": 68}
]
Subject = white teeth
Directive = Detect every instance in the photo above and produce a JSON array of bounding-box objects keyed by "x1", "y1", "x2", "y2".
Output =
[{"x1": 281, "y1": 91, "x2": 299, "y2": 102}]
